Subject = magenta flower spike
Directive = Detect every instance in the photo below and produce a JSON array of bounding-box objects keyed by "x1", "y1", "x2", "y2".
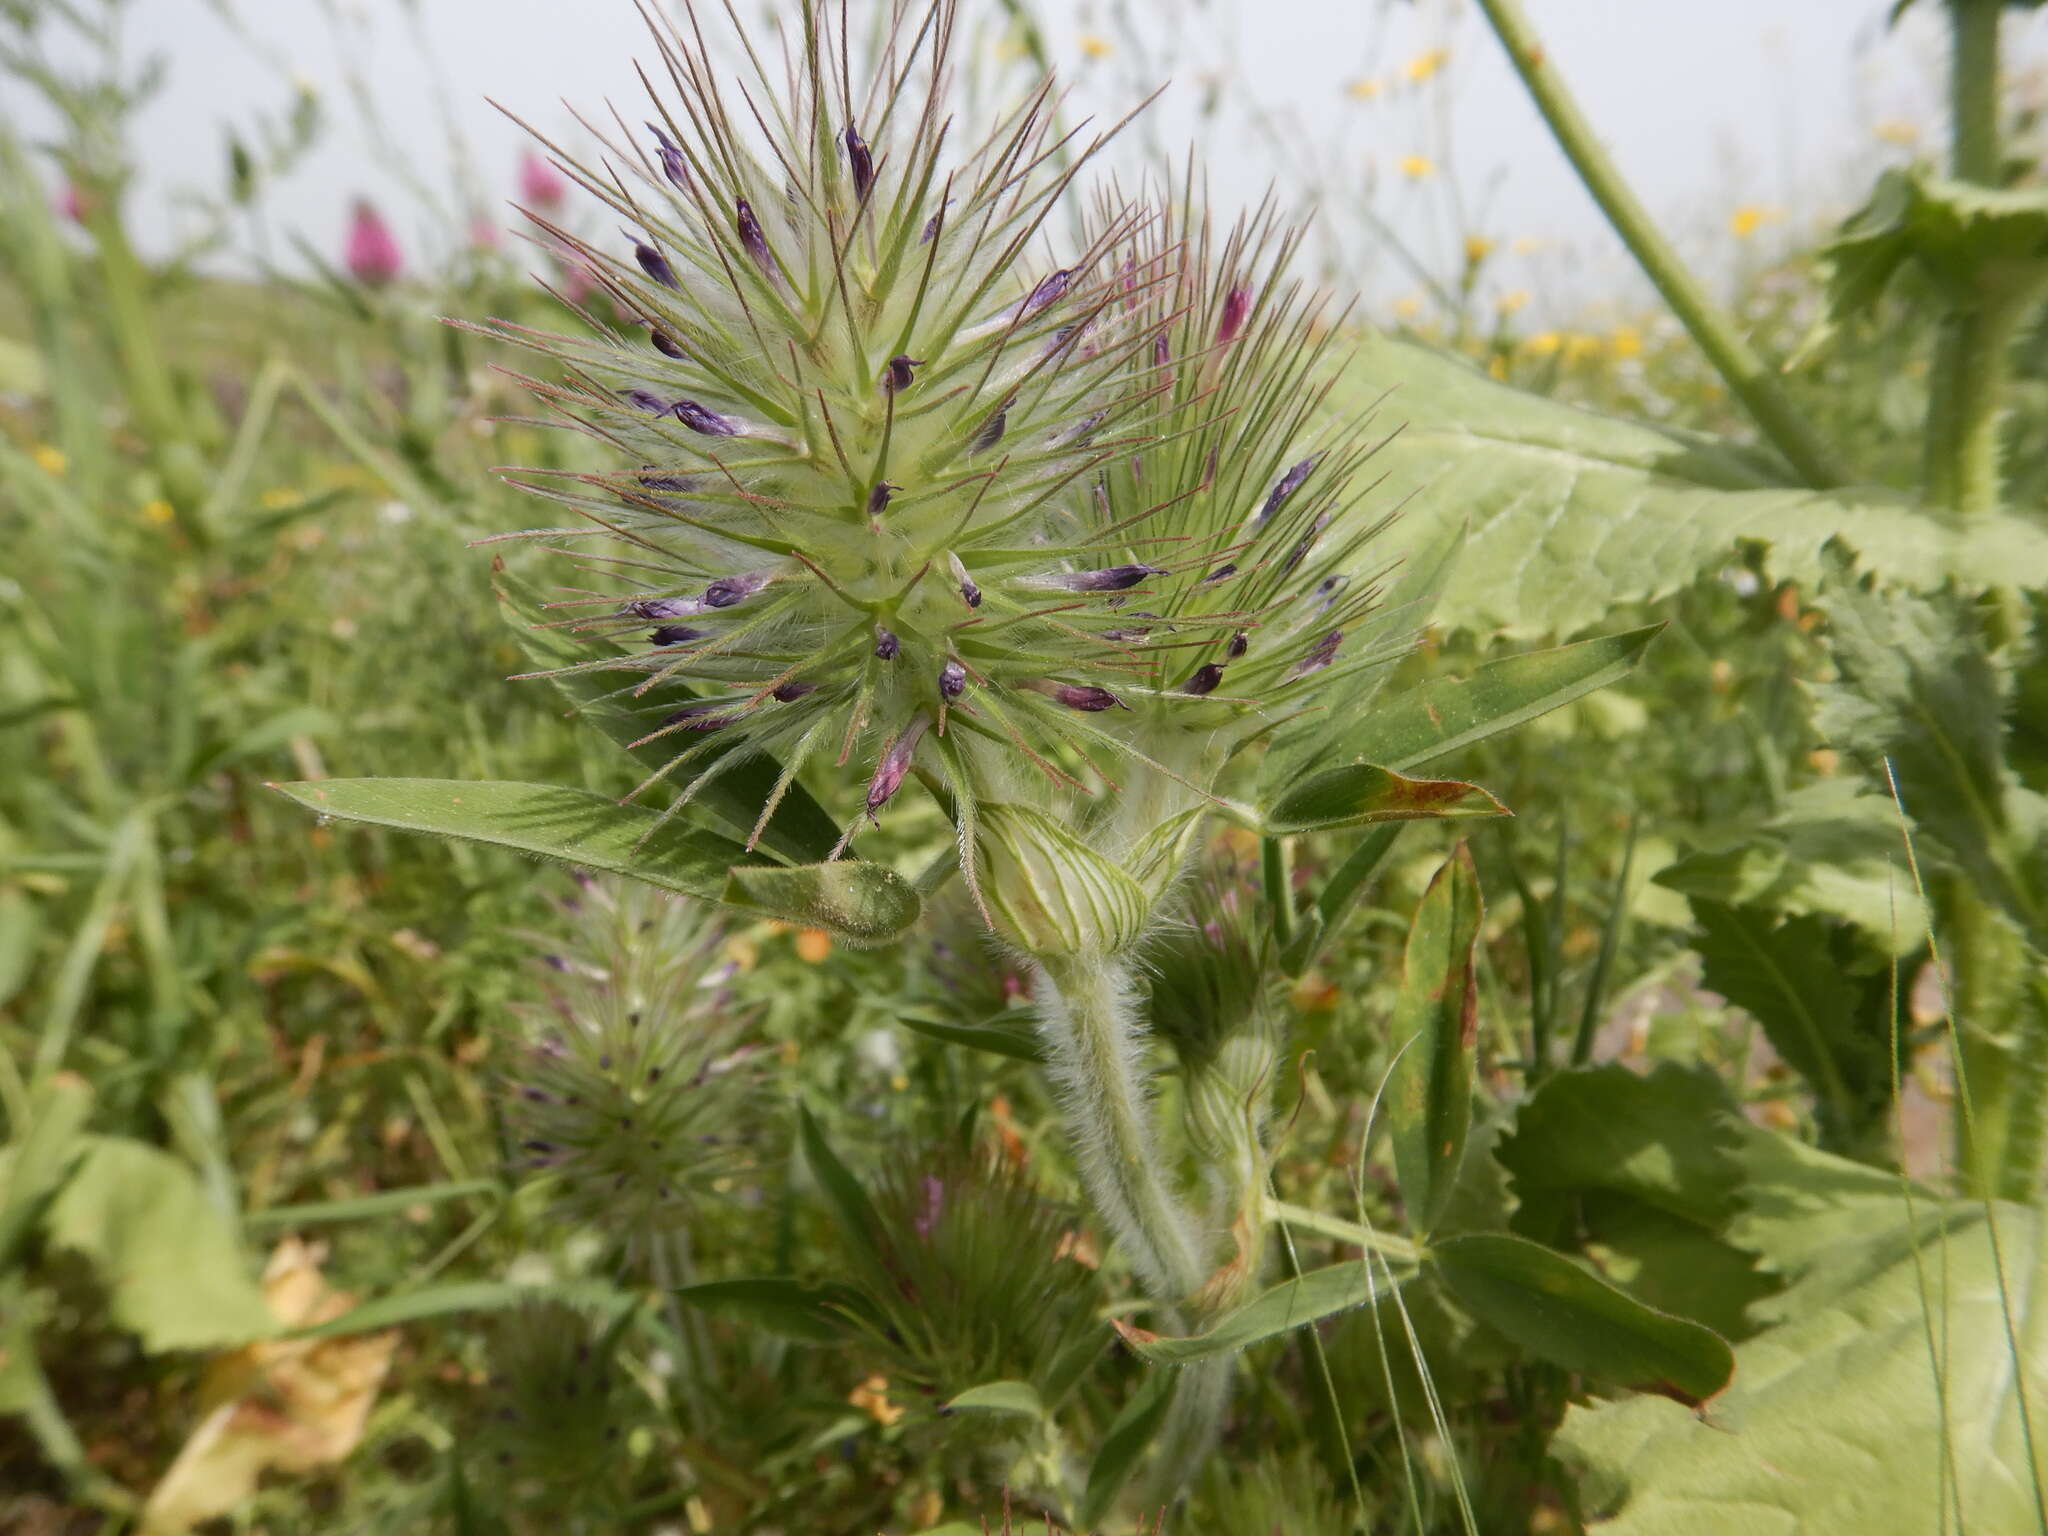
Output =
[
  {"x1": 519, "y1": 150, "x2": 569, "y2": 211},
  {"x1": 344, "y1": 199, "x2": 403, "y2": 287}
]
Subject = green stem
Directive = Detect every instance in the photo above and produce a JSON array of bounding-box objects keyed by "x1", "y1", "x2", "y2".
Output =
[
  {"x1": 1924, "y1": 0, "x2": 2021, "y2": 516},
  {"x1": 1472, "y1": 0, "x2": 1846, "y2": 489},
  {"x1": 1035, "y1": 952, "x2": 1208, "y2": 1306}
]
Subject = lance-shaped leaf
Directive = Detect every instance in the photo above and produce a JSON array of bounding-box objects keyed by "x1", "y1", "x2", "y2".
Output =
[
  {"x1": 894, "y1": 1007, "x2": 1046, "y2": 1063},
  {"x1": 1263, "y1": 764, "x2": 1507, "y2": 836},
  {"x1": 271, "y1": 779, "x2": 748, "y2": 900},
  {"x1": 493, "y1": 562, "x2": 840, "y2": 864},
  {"x1": 1080, "y1": 1369, "x2": 1177, "y2": 1526},
  {"x1": 672, "y1": 1277, "x2": 861, "y2": 1343},
  {"x1": 1387, "y1": 845, "x2": 1485, "y2": 1234},
  {"x1": 944, "y1": 1380, "x2": 1046, "y2": 1420},
  {"x1": 721, "y1": 860, "x2": 920, "y2": 946},
  {"x1": 797, "y1": 1103, "x2": 884, "y2": 1262},
  {"x1": 1431, "y1": 1232, "x2": 1734, "y2": 1402},
  {"x1": 1110, "y1": 1259, "x2": 1413, "y2": 1366},
  {"x1": 1301, "y1": 625, "x2": 1663, "y2": 777}
]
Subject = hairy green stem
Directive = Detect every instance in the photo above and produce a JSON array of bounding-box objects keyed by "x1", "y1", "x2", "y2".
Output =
[
  {"x1": 1473, "y1": 0, "x2": 1846, "y2": 489},
  {"x1": 1034, "y1": 952, "x2": 1209, "y2": 1305}
]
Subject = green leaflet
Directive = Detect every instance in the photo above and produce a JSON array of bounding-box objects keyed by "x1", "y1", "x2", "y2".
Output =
[
  {"x1": 1345, "y1": 334, "x2": 2048, "y2": 636},
  {"x1": 1111, "y1": 1259, "x2": 1413, "y2": 1366},
  {"x1": 1262, "y1": 763, "x2": 1506, "y2": 836},
  {"x1": 1386, "y1": 845, "x2": 1485, "y2": 1236},
  {"x1": 943, "y1": 1380, "x2": 1045, "y2": 1420},
  {"x1": 721, "y1": 861, "x2": 921, "y2": 946},
  {"x1": 893, "y1": 1007, "x2": 1046, "y2": 1063},
  {"x1": 1430, "y1": 1232, "x2": 1734, "y2": 1401},
  {"x1": 672, "y1": 1277, "x2": 858, "y2": 1344},
  {"x1": 1283, "y1": 625, "x2": 1662, "y2": 781}
]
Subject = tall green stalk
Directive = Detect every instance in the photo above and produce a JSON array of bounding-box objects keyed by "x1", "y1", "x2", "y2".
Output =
[
  {"x1": 1034, "y1": 952, "x2": 1209, "y2": 1307},
  {"x1": 1472, "y1": 0, "x2": 1846, "y2": 489}
]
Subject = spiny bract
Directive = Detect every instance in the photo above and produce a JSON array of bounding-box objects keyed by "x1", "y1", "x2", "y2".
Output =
[{"x1": 479, "y1": 0, "x2": 1399, "y2": 890}]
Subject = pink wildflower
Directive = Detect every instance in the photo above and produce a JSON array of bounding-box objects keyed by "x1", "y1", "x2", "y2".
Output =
[{"x1": 345, "y1": 199, "x2": 402, "y2": 287}]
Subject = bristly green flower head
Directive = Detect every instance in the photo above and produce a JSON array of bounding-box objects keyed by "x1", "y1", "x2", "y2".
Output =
[
  {"x1": 505, "y1": 878, "x2": 760, "y2": 1265},
  {"x1": 480, "y1": 1, "x2": 1400, "y2": 952}
]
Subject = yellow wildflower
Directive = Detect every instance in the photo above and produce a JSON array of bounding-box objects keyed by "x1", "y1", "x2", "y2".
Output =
[
  {"x1": 1463, "y1": 235, "x2": 1495, "y2": 266},
  {"x1": 1610, "y1": 325, "x2": 1643, "y2": 359},
  {"x1": 32, "y1": 444, "x2": 67, "y2": 476},
  {"x1": 1874, "y1": 118, "x2": 1919, "y2": 147},
  {"x1": 1393, "y1": 293, "x2": 1422, "y2": 320},
  {"x1": 1729, "y1": 204, "x2": 1777, "y2": 239},
  {"x1": 794, "y1": 928, "x2": 832, "y2": 963},
  {"x1": 849, "y1": 1374, "x2": 906, "y2": 1427},
  {"x1": 1563, "y1": 333, "x2": 1602, "y2": 365},
  {"x1": 1347, "y1": 77, "x2": 1382, "y2": 101},
  {"x1": 1524, "y1": 331, "x2": 1562, "y2": 357},
  {"x1": 1497, "y1": 288, "x2": 1530, "y2": 315},
  {"x1": 1398, "y1": 154, "x2": 1435, "y2": 181},
  {"x1": 141, "y1": 498, "x2": 176, "y2": 525},
  {"x1": 1511, "y1": 236, "x2": 1544, "y2": 256},
  {"x1": 1078, "y1": 32, "x2": 1112, "y2": 60},
  {"x1": 1487, "y1": 354, "x2": 1508, "y2": 381},
  {"x1": 1404, "y1": 48, "x2": 1448, "y2": 84}
]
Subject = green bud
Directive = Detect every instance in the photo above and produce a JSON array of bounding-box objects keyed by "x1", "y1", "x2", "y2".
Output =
[{"x1": 975, "y1": 803, "x2": 1151, "y2": 957}]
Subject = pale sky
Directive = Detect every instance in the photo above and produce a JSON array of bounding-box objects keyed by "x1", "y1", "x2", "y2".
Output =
[{"x1": 15, "y1": 0, "x2": 2038, "y2": 319}]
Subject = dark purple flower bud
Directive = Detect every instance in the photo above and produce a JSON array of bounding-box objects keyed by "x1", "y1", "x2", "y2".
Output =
[
  {"x1": 1050, "y1": 563, "x2": 1162, "y2": 593},
  {"x1": 1058, "y1": 410, "x2": 1105, "y2": 448},
  {"x1": 651, "y1": 328, "x2": 685, "y2": 359},
  {"x1": 638, "y1": 466, "x2": 690, "y2": 492},
  {"x1": 1020, "y1": 268, "x2": 1071, "y2": 317},
  {"x1": 866, "y1": 718, "x2": 927, "y2": 822},
  {"x1": 662, "y1": 702, "x2": 737, "y2": 730},
  {"x1": 874, "y1": 626, "x2": 900, "y2": 660},
  {"x1": 635, "y1": 241, "x2": 678, "y2": 291},
  {"x1": 1183, "y1": 662, "x2": 1225, "y2": 696},
  {"x1": 952, "y1": 556, "x2": 982, "y2": 609},
  {"x1": 772, "y1": 681, "x2": 816, "y2": 702},
  {"x1": 735, "y1": 199, "x2": 773, "y2": 275},
  {"x1": 629, "y1": 596, "x2": 695, "y2": 620},
  {"x1": 670, "y1": 400, "x2": 742, "y2": 436},
  {"x1": 1280, "y1": 514, "x2": 1330, "y2": 576},
  {"x1": 938, "y1": 659, "x2": 967, "y2": 700},
  {"x1": 648, "y1": 624, "x2": 702, "y2": 646},
  {"x1": 624, "y1": 389, "x2": 669, "y2": 415},
  {"x1": 970, "y1": 405, "x2": 1008, "y2": 455},
  {"x1": 884, "y1": 354, "x2": 922, "y2": 392},
  {"x1": 1289, "y1": 630, "x2": 1343, "y2": 679},
  {"x1": 1052, "y1": 683, "x2": 1125, "y2": 712},
  {"x1": 1257, "y1": 456, "x2": 1317, "y2": 523},
  {"x1": 1154, "y1": 332, "x2": 1172, "y2": 370},
  {"x1": 646, "y1": 122, "x2": 689, "y2": 191},
  {"x1": 1226, "y1": 630, "x2": 1249, "y2": 659},
  {"x1": 703, "y1": 570, "x2": 769, "y2": 608},
  {"x1": 843, "y1": 125, "x2": 874, "y2": 201},
  {"x1": 1201, "y1": 562, "x2": 1238, "y2": 584},
  {"x1": 867, "y1": 481, "x2": 896, "y2": 518},
  {"x1": 1217, "y1": 283, "x2": 1253, "y2": 344},
  {"x1": 1312, "y1": 573, "x2": 1348, "y2": 612}
]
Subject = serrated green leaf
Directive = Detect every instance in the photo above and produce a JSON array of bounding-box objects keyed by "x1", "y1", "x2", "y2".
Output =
[
  {"x1": 721, "y1": 860, "x2": 920, "y2": 945},
  {"x1": 1556, "y1": 1135, "x2": 2048, "y2": 1534},
  {"x1": 1346, "y1": 335, "x2": 2048, "y2": 635},
  {"x1": 1262, "y1": 763, "x2": 1506, "y2": 835},
  {"x1": 1112, "y1": 1259, "x2": 1413, "y2": 1366},
  {"x1": 1431, "y1": 1232, "x2": 1733, "y2": 1400},
  {"x1": 42, "y1": 1136, "x2": 277, "y2": 1352},
  {"x1": 944, "y1": 1379, "x2": 1044, "y2": 1419},
  {"x1": 271, "y1": 779, "x2": 750, "y2": 901},
  {"x1": 894, "y1": 1008, "x2": 1046, "y2": 1063},
  {"x1": 1690, "y1": 900, "x2": 1906, "y2": 1153},
  {"x1": 1387, "y1": 845, "x2": 1484, "y2": 1235},
  {"x1": 1654, "y1": 779, "x2": 1929, "y2": 948},
  {"x1": 673, "y1": 1277, "x2": 857, "y2": 1343},
  {"x1": 493, "y1": 563, "x2": 840, "y2": 863}
]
